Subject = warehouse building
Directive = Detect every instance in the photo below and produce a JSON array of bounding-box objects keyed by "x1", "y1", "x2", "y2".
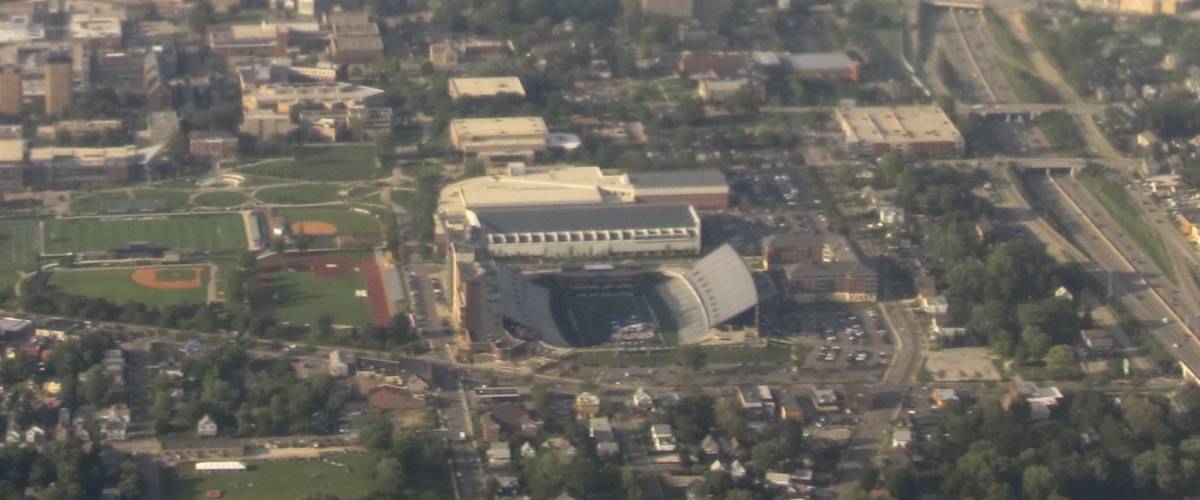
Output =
[
  {"x1": 449, "y1": 77, "x2": 525, "y2": 100},
  {"x1": 836, "y1": 105, "x2": 963, "y2": 158},
  {"x1": 448, "y1": 117, "x2": 548, "y2": 162},
  {"x1": 467, "y1": 203, "x2": 701, "y2": 258}
]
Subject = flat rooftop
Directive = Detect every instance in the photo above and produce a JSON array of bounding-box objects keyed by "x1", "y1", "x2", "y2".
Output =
[
  {"x1": 629, "y1": 168, "x2": 728, "y2": 195},
  {"x1": 471, "y1": 203, "x2": 697, "y2": 234},
  {"x1": 837, "y1": 105, "x2": 962, "y2": 145},
  {"x1": 450, "y1": 116, "x2": 547, "y2": 138},
  {"x1": 449, "y1": 77, "x2": 526, "y2": 99}
]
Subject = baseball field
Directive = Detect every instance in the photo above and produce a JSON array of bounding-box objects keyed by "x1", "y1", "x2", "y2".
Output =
[
  {"x1": 277, "y1": 206, "x2": 385, "y2": 248},
  {"x1": 43, "y1": 213, "x2": 249, "y2": 255},
  {"x1": 48, "y1": 265, "x2": 211, "y2": 307}
]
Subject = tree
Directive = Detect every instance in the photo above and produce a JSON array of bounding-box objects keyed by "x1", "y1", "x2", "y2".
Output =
[
  {"x1": 1044, "y1": 345, "x2": 1079, "y2": 379},
  {"x1": 316, "y1": 313, "x2": 335, "y2": 340},
  {"x1": 189, "y1": 0, "x2": 215, "y2": 34},
  {"x1": 373, "y1": 456, "x2": 406, "y2": 494},
  {"x1": 677, "y1": 346, "x2": 707, "y2": 372},
  {"x1": 715, "y1": 398, "x2": 747, "y2": 441},
  {"x1": 1022, "y1": 464, "x2": 1057, "y2": 500},
  {"x1": 81, "y1": 367, "x2": 109, "y2": 408}
]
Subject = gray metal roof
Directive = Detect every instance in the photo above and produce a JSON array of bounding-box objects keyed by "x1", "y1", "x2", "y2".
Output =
[
  {"x1": 628, "y1": 169, "x2": 727, "y2": 189},
  {"x1": 472, "y1": 203, "x2": 697, "y2": 233},
  {"x1": 684, "y1": 244, "x2": 758, "y2": 326}
]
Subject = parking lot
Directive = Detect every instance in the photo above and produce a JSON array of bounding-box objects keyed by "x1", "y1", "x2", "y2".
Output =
[
  {"x1": 764, "y1": 303, "x2": 895, "y2": 377},
  {"x1": 402, "y1": 262, "x2": 446, "y2": 336}
]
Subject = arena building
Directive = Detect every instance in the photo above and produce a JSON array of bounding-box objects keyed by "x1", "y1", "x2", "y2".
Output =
[
  {"x1": 468, "y1": 203, "x2": 701, "y2": 258},
  {"x1": 435, "y1": 165, "x2": 728, "y2": 253},
  {"x1": 448, "y1": 243, "x2": 757, "y2": 349}
]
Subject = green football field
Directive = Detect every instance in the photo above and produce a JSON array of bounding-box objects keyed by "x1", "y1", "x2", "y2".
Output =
[
  {"x1": 49, "y1": 266, "x2": 210, "y2": 307},
  {"x1": 260, "y1": 264, "x2": 374, "y2": 327},
  {"x1": 163, "y1": 455, "x2": 376, "y2": 500},
  {"x1": 0, "y1": 218, "x2": 39, "y2": 290},
  {"x1": 43, "y1": 213, "x2": 248, "y2": 255}
]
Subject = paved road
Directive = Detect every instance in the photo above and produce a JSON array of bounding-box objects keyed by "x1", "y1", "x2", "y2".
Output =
[
  {"x1": 993, "y1": 166, "x2": 1156, "y2": 374},
  {"x1": 1025, "y1": 173, "x2": 1200, "y2": 378}
]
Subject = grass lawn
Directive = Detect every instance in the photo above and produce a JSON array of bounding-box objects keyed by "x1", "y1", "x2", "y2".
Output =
[
  {"x1": 49, "y1": 266, "x2": 208, "y2": 307},
  {"x1": 72, "y1": 189, "x2": 191, "y2": 215},
  {"x1": 0, "y1": 218, "x2": 40, "y2": 291},
  {"x1": 260, "y1": 262, "x2": 373, "y2": 327},
  {"x1": 193, "y1": 191, "x2": 250, "y2": 208},
  {"x1": 276, "y1": 207, "x2": 384, "y2": 242},
  {"x1": 1036, "y1": 111, "x2": 1088, "y2": 156},
  {"x1": 163, "y1": 455, "x2": 376, "y2": 500},
  {"x1": 255, "y1": 184, "x2": 342, "y2": 205},
  {"x1": 1077, "y1": 166, "x2": 1175, "y2": 280},
  {"x1": 43, "y1": 213, "x2": 248, "y2": 255},
  {"x1": 239, "y1": 145, "x2": 384, "y2": 182}
]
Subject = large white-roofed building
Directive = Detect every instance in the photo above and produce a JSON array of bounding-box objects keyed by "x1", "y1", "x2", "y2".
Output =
[
  {"x1": 435, "y1": 165, "x2": 728, "y2": 252},
  {"x1": 449, "y1": 77, "x2": 526, "y2": 100},
  {"x1": 448, "y1": 117, "x2": 548, "y2": 162},
  {"x1": 835, "y1": 105, "x2": 964, "y2": 158},
  {"x1": 467, "y1": 203, "x2": 701, "y2": 258}
]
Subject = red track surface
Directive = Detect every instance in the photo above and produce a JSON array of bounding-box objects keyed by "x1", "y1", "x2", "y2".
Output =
[{"x1": 359, "y1": 256, "x2": 391, "y2": 327}]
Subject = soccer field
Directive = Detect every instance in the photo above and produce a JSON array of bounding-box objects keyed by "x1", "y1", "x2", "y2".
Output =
[
  {"x1": 260, "y1": 264, "x2": 374, "y2": 327},
  {"x1": 0, "y1": 218, "x2": 38, "y2": 291},
  {"x1": 164, "y1": 455, "x2": 376, "y2": 500},
  {"x1": 49, "y1": 266, "x2": 210, "y2": 307},
  {"x1": 43, "y1": 213, "x2": 248, "y2": 255}
]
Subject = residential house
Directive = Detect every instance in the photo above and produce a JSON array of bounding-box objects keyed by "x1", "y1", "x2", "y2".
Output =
[
  {"x1": 196, "y1": 414, "x2": 218, "y2": 437},
  {"x1": 575, "y1": 392, "x2": 601, "y2": 418},
  {"x1": 589, "y1": 417, "x2": 620, "y2": 459},
  {"x1": 650, "y1": 424, "x2": 676, "y2": 453},
  {"x1": 487, "y1": 441, "x2": 512, "y2": 468}
]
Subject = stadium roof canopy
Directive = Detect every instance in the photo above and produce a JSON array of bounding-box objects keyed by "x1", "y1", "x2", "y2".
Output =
[{"x1": 683, "y1": 244, "x2": 758, "y2": 326}]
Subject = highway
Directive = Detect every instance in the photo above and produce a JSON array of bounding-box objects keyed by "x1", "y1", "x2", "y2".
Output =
[{"x1": 1023, "y1": 172, "x2": 1200, "y2": 379}]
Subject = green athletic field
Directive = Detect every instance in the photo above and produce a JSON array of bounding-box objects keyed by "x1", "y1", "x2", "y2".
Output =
[
  {"x1": 254, "y1": 184, "x2": 342, "y2": 204},
  {"x1": 43, "y1": 213, "x2": 248, "y2": 255},
  {"x1": 163, "y1": 454, "x2": 376, "y2": 500},
  {"x1": 276, "y1": 206, "x2": 384, "y2": 244},
  {"x1": 48, "y1": 266, "x2": 209, "y2": 307},
  {"x1": 260, "y1": 264, "x2": 373, "y2": 327},
  {"x1": 0, "y1": 218, "x2": 39, "y2": 291},
  {"x1": 239, "y1": 144, "x2": 384, "y2": 182}
]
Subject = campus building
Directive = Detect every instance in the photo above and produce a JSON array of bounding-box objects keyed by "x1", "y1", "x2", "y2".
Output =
[
  {"x1": 640, "y1": 0, "x2": 694, "y2": 18},
  {"x1": 0, "y1": 125, "x2": 24, "y2": 192},
  {"x1": 448, "y1": 117, "x2": 548, "y2": 162},
  {"x1": 428, "y1": 39, "x2": 507, "y2": 69},
  {"x1": 448, "y1": 77, "x2": 525, "y2": 100},
  {"x1": 435, "y1": 165, "x2": 728, "y2": 252},
  {"x1": 835, "y1": 105, "x2": 964, "y2": 158},
  {"x1": 765, "y1": 233, "x2": 878, "y2": 303},
  {"x1": 1077, "y1": 0, "x2": 1191, "y2": 14},
  {"x1": 0, "y1": 65, "x2": 21, "y2": 115},
  {"x1": 325, "y1": 11, "x2": 383, "y2": 63},
  {"x1": 467, "y1": 203, "x2": 701, "y2": 258},
  {"x1": 43, "y1": 58, "x2": 72, "y2": 116},
  {"x1": 241, "y1": 81, "x2": 385, "y2": 113},
  {"x1": 27, "y1": 146, "x2": 139, "y2": 189}
]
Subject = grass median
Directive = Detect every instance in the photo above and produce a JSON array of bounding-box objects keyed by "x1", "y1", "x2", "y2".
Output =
[{"x1": 1077, "y1": 166, "x2": 1175, "y2": 281}]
